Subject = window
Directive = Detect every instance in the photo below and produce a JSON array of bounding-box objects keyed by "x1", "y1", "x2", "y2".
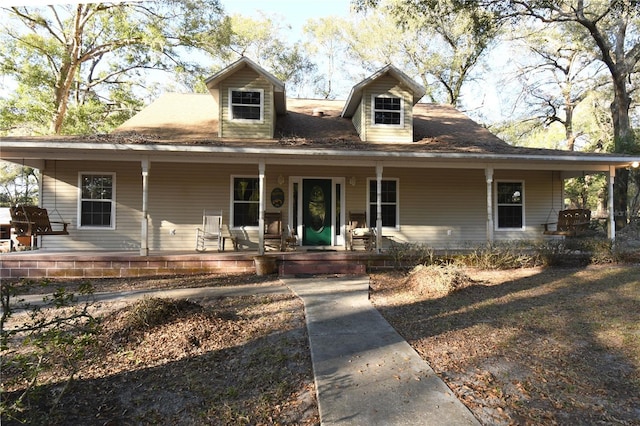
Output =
[
  {"x1": 373, "y1": 95, "x2": 402, "y2": 125},
  {"x1": 368, "y1": 179, "x2": 399, "y2": 228},
  {"x1": 496, "y1": 181, "x2": 524, "y2": 229},
  {"x1": 232, "y1": 177, "x2": 260, "y2": 227},
  {"x1": 79, "y1": 173, "x2": 115, "y2": 228},
  {"x1": 230, "y1": 89, "x2": 263, "y2": 121}
]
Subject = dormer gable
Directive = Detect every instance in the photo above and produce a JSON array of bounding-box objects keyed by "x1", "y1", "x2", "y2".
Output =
[
  {"x1": 341, "y1": 65, "x2": 425, "y2": 143},
  {"x1": 205, "y1": 57, "x2": 286, "y2": 139}
]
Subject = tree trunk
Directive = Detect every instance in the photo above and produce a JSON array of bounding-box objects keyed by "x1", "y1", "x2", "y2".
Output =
[{"x1": 611, "y1": 76, "x2": 632, "y2": 230}]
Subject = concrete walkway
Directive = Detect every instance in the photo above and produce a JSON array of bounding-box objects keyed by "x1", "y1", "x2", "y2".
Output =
[{"x1": 284, "y1": 275, "x2": 479, "y2": 426}]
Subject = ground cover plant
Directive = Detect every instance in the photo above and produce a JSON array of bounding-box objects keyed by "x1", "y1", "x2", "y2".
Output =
[{"x1": 370, "y1": 265, "x2": 640, "y2": 425}]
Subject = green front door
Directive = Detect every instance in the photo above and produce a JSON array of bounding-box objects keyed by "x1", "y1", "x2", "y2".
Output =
[{"x1": 302, "y1": 179, "x2": 332, "y2": 246}]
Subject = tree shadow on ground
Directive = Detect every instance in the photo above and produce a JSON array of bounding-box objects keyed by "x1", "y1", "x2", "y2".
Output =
[{"x1": 373, "y1": 266, "x2": 640, "y2": 425}]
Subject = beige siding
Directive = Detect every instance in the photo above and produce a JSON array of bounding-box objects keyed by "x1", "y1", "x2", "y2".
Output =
[
  {"x1": 38, "y1": 161, "x2": 562, "y2": 251},
  {"x1": 39, "y1": 160, "x2": 142, "y2": 250},
  {"x1": 219, "y1": 68, "x2": 274, "y2": 139},
  {"x1": 361, "y1": 75, "x2": 413, "y2": 143},
  {"x1": 352, "y1": 102, "x2": 363, "y2": 138}
]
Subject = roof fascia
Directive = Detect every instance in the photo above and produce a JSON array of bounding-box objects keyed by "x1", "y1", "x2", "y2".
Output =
[{"x1": 1, "y1": 140, "x2": 637, "y2": 170}]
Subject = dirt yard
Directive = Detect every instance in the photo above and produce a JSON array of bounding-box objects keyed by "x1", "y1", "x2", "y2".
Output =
[
  {"x1": 370, "y1": 265, "x2": 640, "y2": 425},
  {"x1": 2, "y1": 266, "x2": 639, "y2": 425}
]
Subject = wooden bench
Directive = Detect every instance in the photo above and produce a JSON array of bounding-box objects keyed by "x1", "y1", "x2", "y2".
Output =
[
  {"x1": 543, "y1": 209, "x2": 591, "y2": 237},
  {"x1": 10, "y1": 205, "x2": 69, "y2": 247}
]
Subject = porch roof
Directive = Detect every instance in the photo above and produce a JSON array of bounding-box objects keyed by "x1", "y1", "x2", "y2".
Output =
[{"x1": 1, "y1": 96, "x2": 638, "y2": 171}]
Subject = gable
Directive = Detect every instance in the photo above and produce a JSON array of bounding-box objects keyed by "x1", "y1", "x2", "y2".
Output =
[
  {"x1": 218, "y1": 67, "x2": 275, "y2": 139},
  {"x1": 341, "y1": 65, "x2": 425, "y2": 143},
  {"x1": 205, "y1": 57, "x2": 286, "y2": 139}
]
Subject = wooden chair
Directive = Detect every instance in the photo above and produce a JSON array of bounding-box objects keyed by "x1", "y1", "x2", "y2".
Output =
[
  {"x1": 347, "y1": 211, "x2": 374, "y2": 251},
  {"x1": 195, "y1": 211, "x2": 223, "y2": 252},
  {"x1": 264, "y1": 211, "x2": 283, "y2": 251},
  {"x1": 10, "y1": 205, "x2": 69, "y2": 247},
  {"x1": 543, "y1": 209, "x2": 591, "y2": 237}
]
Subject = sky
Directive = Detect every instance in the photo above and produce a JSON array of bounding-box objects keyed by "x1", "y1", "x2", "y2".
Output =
[{"x1": 221, "y1": 0, "x2": 353, "y2": 38}]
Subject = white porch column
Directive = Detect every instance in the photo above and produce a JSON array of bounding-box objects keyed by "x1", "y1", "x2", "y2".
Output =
[
  {"x1": 258, "y1": 160, "x2": 266, "y2": 255},
  {"x1": 376, "y1": 163, "x2": 383, "y2": 253},
  {"x1": 485, "y1": 167, "x2": 494, "y2": 244},
  {"x1": 608, "y1": 166, "x2": 616, "y2": 241},
  {"x1": 140, "y1": 158, "x2": 150, "y2": 256}
]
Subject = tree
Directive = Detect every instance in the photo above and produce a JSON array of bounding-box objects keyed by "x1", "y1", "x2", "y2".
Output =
[
  {"x1": 0, "y1": 162, "x2": 39, "y2": 207},
  {"x1": 0, "y1": 1, "x2": 229, "y2": 135},
  {"x1": 353, "y1": 0, "x2": 502, "y2": 106},
  {"x1": 220, "y1": 13, "x2": 317, "y2": 97},
  {"x1": 510, "y1": 24, "x2": 606, "y2": 151},
  {"x1": 482, "y1": 0, "x2": 640, "y2": 227}
]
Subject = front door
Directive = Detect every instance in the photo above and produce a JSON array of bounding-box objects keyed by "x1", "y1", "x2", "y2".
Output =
[{"x1": 302, "y1": 179, "x2": 332, "y2": 246}]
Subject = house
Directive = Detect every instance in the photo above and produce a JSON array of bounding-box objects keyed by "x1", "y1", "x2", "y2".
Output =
[{"x1": 1, "y1": 57, "x2": 638, "y2": 256}]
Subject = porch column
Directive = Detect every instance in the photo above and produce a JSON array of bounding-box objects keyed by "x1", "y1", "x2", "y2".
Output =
[
  {"x1": 140, "y1": 158, "x2": 150, "y2": 256},
  {"x1": 608, "y1": 166, "x2": 616, "y2": 241},
  {"x1": 258, "y1": 160, "x2": 266, "y2": 255},
  {"x1": 485, "y1": 167, "x2": 494, "y2": 244},
  {"x1": 376, "y1": 163, "x2": 383, "y2": 253}
]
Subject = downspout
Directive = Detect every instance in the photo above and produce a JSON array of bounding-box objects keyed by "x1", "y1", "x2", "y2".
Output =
[
  {"x1": 376, "y1": 163, "x2": 383, "y2": 253},
  {"x1": 608, "y1": 166, "x2": 616, "y2": 241},
  {"x1": 485, "y1": 167, "x2": 494, "y2": 244},
  {"x1": 258, "y1": 160, "x2": 266, "y2": 255},
  {"x1": 140, "y1": 158, "x2": 150, "y2": 256}
]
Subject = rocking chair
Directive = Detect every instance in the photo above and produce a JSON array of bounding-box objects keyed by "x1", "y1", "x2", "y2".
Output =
[
  {"x1": 263, "y1": 211, "x2": 283, "y2": 251},
  {"x1": 195, "y1": 210, "x2": 223, "y2": 252}
]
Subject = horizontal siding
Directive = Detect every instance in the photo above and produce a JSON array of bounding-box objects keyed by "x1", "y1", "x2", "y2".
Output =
[
  {"x1": 39, "y1": 160, "x2": 141, "y2": 250},
  {"x1": 220, "y1": 68, "x2": 274, "y2": 139},
  {"x1": 37, "y1": 162, "x2": 562, "y2": 251},
  {"x1": 362, "y1": 75, "x2": 413, "y2": 143}
]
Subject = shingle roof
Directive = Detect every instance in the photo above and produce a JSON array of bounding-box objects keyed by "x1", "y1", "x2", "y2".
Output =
[{"x1": 112, "y1": 94, "x2": 522, "y2": 154}]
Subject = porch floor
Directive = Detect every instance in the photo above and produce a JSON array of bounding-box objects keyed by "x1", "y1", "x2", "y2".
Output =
[{"x1": 0, "y1": 249, "x2": 392, "y2": 279}]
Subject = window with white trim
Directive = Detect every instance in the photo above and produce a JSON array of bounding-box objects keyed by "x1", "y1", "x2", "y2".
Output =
[
  {"x1": 368, "y1": 178, "x2": 399, "y2": 228},
  {"x1": 496, "y1": 181, "x2": 524, "y2": 229},
  {"x1": 232, "y1": 177, "x2": 260, "y2": 227},
  {"x1": 229, "y1": 89, "x2": 263, "y2": 121},
  {"x1": 373, "y1": 95, "x2": 402, "y2": 125},
  {"x1": 79, "y1": 173, "x2": 115, "y2": 228}
]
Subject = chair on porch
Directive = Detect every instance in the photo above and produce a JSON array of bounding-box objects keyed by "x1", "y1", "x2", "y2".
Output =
[
  {"x1": 195, "y1": 210, "x2": 223, "y2": 252},
  {"x1": 347, "y1": 211, "x2": 375, "y2": 251},
  {"x1": 543, "y1": 209, "x2": 591, "y2": 237},
  {"x1": 264, "y1": 211, "x2": 283, "y2": 251}
]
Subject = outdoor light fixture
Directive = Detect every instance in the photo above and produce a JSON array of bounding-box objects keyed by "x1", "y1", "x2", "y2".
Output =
[
  {"x1": 349, "y1": 176, "x2": 356, "y2": 186},
  {"x1": 277, "y1": 175, "x2": 285, "y2": 185},
  {"x1": 632, "y1": 161, "x2": 639, "y2": 168}
]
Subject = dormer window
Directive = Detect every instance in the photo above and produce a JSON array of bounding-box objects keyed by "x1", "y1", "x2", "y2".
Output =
[
  {"x1": 230, "y1": 88, "x2": 264, "y2": 121},
  {"x1": 373, "y1": 95, "x2": 402, "y2": 126}
]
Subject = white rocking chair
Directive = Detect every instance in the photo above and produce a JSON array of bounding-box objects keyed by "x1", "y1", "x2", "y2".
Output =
[{"x1": 195, "y1": 210, "x2": 223, "y2": 252}]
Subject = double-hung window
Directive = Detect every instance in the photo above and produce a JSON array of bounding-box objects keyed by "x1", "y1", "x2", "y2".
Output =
[
  {"x1": 230, "y1": 89, "x2": 263, "y2": 121},
  {"x1": 232, "y1": 177, "x2": 260, "y2": 227},
  {"x1": 368, "y1": 179, "x2": 399, "y2": 228},
  {"x1": 373, "y1": 95, "x2": 402, "y2": 125},
  {"x1": 496, "y1": 181, "x2": 524, "y2": 229},
  {"x1": 79, "y1": 173, "x2": 115, "y2": 229}
]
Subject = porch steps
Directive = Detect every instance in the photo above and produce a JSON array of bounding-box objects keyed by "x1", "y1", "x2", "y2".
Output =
[{"x1": 276, "y1": 251, "x2": 369, "y2": 277}]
